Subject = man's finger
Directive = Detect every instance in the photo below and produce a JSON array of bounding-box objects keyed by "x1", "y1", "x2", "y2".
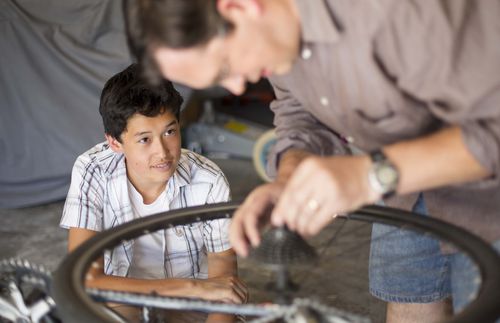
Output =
[
  {"x1": 230, "y1": 210, "x2": 249, "y2": 257},
  {"x1": 243, "y1": 210, "x2": 262, "y2": 247}
]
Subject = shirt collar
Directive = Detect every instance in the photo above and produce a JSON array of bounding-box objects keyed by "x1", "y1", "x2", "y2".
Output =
[
  {"x1": 294, "y1": 0, "x2": 341, "y2": 44},
  {"x1": 165, "y1": 150, "x2": 191, "y2": 201},
  {"x1": 171, "y1": 150, "x2": 191, "y2": 188},
  {"x1": 95, "y1": 142, "x2": 126, "y2": 177}
]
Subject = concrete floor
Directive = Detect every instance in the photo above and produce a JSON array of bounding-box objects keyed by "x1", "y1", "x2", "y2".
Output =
[{"x1": 0, "y1": 157, "x2": 386, "y2": 322}]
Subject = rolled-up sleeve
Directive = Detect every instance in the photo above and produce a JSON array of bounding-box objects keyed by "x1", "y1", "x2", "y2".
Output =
[
  {"x1": 374, "y1": 0, "x2": 500, "y2": 184},
  {"x1": 60, "y1": 155, "x2": 104, "y2": 231},
  {"x1": 267, "y1": 79, "x2": 349, "y2": 177}
]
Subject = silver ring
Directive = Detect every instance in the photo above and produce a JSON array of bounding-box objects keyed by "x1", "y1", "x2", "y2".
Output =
[{"x1": 307, "y1": 199, "x2": 320, "y2": 212}]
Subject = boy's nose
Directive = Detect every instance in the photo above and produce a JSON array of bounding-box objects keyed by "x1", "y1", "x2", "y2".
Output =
[{"x1": 153, "y1": 138, "x2": 169, "y2": 157}]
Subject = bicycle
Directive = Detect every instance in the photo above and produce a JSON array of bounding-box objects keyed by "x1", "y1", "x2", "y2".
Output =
[{"x1": 2, "y1": 202, "x2": 499, "y2": 322}]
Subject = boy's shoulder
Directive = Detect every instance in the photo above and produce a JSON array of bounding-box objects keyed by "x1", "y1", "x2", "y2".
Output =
[
  {"x1": 177, "y1": 149, "x2": 225, "y2": 184},
  {"x1": 74, "y1": 141, "x2": 124, "y2": 177}
]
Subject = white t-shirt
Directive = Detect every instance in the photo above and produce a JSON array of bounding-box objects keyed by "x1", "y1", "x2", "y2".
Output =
[{"x1": 128, "y1": 181, "x2": 168, "y2": 279}]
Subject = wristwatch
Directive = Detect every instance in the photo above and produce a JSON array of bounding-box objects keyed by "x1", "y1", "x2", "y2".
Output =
[{"x1": 367, "y1": 149, "x2": 399, "y2": 199}]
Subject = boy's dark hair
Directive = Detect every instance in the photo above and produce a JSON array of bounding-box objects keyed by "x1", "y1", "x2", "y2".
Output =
[
  {"x1": 99, "y1": 63, "x2": 183, "y2": 142},
  {"x1": 123, "y1": 0, "x2": 232, "y2": 84}
]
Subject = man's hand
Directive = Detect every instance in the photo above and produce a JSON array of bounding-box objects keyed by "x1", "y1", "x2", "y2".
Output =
[
  {"x1": 271, "y1": 155, "x2": 378, "y2": 237},
  {"x1": 195, "y1": 276, "x2": 248, "y2": 304},
  {"x1": 230, "y1": 181, "x2": 286, "y2": 257}
]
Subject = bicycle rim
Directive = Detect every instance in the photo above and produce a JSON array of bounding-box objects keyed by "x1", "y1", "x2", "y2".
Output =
[{"x1": 51, "y1": 202, "x2": 500, "y2": 323}]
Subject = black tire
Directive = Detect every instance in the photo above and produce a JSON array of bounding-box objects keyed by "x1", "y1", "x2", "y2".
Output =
[{"x1": 52, "y1": 202, "x2": 500, "y2": 323}]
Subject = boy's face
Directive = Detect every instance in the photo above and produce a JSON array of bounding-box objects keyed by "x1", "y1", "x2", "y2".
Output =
[{"x1": 106, "y1": 110, "x2": 181, "y2": 193}]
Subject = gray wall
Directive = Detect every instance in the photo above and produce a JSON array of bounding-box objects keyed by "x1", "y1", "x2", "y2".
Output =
[{"x1": 0, "y1": 0, "x2": 133, "y2": 207}]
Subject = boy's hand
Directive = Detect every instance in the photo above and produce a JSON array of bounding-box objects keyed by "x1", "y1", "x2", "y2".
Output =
[{"x1": 197, "y1": 276, "x2": 248, "y2": 304}]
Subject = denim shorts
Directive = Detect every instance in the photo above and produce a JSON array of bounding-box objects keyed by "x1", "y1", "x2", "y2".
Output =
[
  {"x1": 369, "y1": 193, "x2": 500, "y2": 312},
  {"x1": 449, "y1": 239, "x2": 500, "y2": 316}
]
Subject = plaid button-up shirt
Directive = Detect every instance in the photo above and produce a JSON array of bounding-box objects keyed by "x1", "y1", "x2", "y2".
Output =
[{"x1": 61, "y1": 142, "x2": 231, "y2": 278}]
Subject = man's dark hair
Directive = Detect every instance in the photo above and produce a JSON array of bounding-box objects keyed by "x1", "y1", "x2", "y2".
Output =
[
  {"x1": 99, "y1": 63, "x2": 183, "y2": 142},
  {"x1": 124, "y1": 0, "x2": 232, "y2": 84}
]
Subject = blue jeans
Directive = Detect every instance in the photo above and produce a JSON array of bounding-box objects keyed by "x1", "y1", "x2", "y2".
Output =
[{"x1": 369, "y1": 194, "x2": 500, "y2": 319}]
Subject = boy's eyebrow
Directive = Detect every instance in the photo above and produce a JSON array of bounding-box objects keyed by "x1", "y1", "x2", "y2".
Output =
[
  {"x1": 134, "y1": 131, "x2": 151, "y2": 137},
  {"x1": 134, "y1": 120, "x2": 177, "y2": 137},
  {"x1": 164, "y1": 120, "x2": 178, "y2": 128},
  {"x1": 133, "y1": 120, "x2": 178, "y2": 137}
]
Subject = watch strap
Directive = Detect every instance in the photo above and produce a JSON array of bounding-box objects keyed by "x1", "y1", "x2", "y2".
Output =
[{"x1": 369, "y1": 149, "x2": 387, "y2": 163}]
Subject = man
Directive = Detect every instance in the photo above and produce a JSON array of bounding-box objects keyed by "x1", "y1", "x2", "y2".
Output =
[{"x1": 125, "y1": 0, "x2": 500, "y2": 322}]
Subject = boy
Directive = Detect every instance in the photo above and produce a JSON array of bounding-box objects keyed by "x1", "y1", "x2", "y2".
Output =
[{"x1": 60, "y1": 64, "x2": 247, "y2": 322}]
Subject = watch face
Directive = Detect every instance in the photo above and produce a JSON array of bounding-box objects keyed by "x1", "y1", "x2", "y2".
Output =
[
  {"x1": 377, "y1": 163, "x2": 398, "y2": 186},
  {"x1": 368, "y1": 150, "x2": 399, "y2": 194}
]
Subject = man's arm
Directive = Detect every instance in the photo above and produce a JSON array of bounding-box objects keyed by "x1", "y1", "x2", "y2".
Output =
[
  {"x1": 384, "y1": 126, "x2": 490, "y2": 195},
  {"x1": 276, "y1": 148, "x2": 313, "y2": 183},
  {"x1": 230, "y1": 72, "x2": 349, "y2": 256},
  {"x1": 271, "y1": 126, "x2": 491, "y2": 236}
]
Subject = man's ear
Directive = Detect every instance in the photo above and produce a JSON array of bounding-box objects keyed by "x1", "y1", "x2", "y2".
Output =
[
  {"x1": 217, "y1": 0, "x2": 263, "y2": 20},
  {"x1": 105, "y1": 134, "x2": 123, "y2": 153}
]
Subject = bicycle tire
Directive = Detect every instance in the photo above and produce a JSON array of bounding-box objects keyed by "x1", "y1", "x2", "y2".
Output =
[{"x1": 51, "y1": 202, "x2": 500, "y2": 323}]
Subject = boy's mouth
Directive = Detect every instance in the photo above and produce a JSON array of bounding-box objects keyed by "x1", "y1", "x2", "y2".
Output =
[{"x1": 151, "y1": 161, "x2": 173, "y2": 170}]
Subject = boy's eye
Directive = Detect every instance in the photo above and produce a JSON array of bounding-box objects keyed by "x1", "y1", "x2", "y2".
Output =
[
  {"x1": 164, "y1": 129, "x2": 177, "y2": 136},
  {"x1": 138, "y1": 137, "x2": 149, "y2": 144}
]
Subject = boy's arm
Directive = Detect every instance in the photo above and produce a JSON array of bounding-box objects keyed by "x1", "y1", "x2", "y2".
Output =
[
  {"x1": 207, "y1": 248, "x2": 237, "y2": 277},
  {"x1": 68, "y1": 228, "x2": 243, "y2": 300},
  {"x1": 206, "y1": 249, "x2": 248, "y2": 323},
  {"x1": 69, "y1": 228, "x2": 199, "y2": 295}
]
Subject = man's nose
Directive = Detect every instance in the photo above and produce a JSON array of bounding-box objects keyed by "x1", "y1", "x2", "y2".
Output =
[{"x1": 222, "y1": 76, "x2": 247, "y2": 95}]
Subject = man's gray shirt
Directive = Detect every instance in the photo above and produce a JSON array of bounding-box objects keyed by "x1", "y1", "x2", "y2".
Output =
[{"x1": 268, "y1": 0, "x2": 500, "y2": 242}]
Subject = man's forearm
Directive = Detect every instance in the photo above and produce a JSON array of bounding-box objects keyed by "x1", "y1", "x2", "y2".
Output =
[
  {"x1": 384, "y1": 126, "x2": 491, "y2": 195},
  {"x1": 276, "y1": 149, "x2": 313, "y2": 184}
]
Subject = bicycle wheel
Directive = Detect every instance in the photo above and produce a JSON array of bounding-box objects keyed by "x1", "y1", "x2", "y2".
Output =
[{"x1": 51, "y1": 202, "x2": 500, "y2": 323}]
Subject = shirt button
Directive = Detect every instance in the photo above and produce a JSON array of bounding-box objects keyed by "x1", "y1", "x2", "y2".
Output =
[
  {"x1": 301, "y1": 47, "x2": 312, "y2": 60},
  {"x1": 320, "y1": 96, "x2": 329, "y2": 106}
]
